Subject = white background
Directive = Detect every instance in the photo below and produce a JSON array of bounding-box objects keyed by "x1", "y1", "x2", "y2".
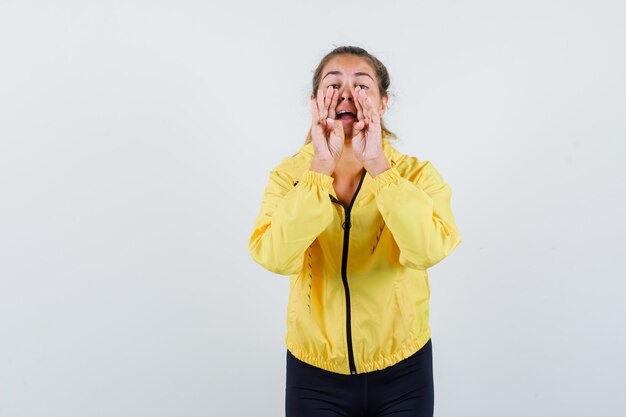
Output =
[{"x1": 1, "y1": 1, "x2": 625, "y2": 416}]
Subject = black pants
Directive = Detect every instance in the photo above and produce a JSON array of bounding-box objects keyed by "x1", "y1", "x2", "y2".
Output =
[{"x1": 286, "y1": 339, "x2": 434, "y2": 417}]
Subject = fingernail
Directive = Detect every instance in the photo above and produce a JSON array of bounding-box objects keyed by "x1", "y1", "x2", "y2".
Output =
[{"x1": 327, "y1": 117, "x2": 334, "y2": 124}]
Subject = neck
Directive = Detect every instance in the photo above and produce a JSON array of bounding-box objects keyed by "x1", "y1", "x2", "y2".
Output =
[{"x1": 332, "y1": 140, "x2": 365, "y2": 182}]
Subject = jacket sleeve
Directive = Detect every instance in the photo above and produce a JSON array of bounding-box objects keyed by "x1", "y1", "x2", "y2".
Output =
[
  {"x1": 248, "y1": 167, "x2": 335, "y2": 276},
  {"x1": 370, "y1": 159, "x2": 462, "y2": 270}
]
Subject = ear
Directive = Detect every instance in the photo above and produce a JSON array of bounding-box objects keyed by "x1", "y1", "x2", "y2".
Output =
[{"x1": 379, "y1": 94, "x2": 389, "y2": 117}]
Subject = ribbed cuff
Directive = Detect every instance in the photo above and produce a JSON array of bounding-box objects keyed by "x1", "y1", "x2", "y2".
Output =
[
  {"x1": 301, "y1": 169, "x2": 334, "y2": 191},
  {"x1": 370, "y1": 166, "x2": 401, "y2": 194}
]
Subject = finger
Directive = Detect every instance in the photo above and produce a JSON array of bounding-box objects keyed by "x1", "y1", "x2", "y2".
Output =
[
  {"x1": 317, "y1": 89, "x2": 331, "y2": 131},
  {"x1": 361, "y1": 88, "x2": 373, "y2": 126},
  {"x1": 327, "y1": 116, "x2": 344, "y2": 137},
  {"x1": 328, "y1": 88, "x2": 339, "y2": 119},
  {"x1": 316, "y1": 88, "x2": 326, "y2": 122},
  {"x1": 354, "y1": 86, "x2": 364, "y2": 122},
  {"x1": 311, "y1": 98, "x2": 330, "y2": 140},
  {"x1": 363, "y1": 92, "x2": 381, "y2": 125},
  {"x1": 353, "y1": 119, "x2": 365, "y2": 134},
  {"x1": 310, "y1": 96, "x2": 320, "y2": 125},
  {"x1": 323, "y1": 86, "x2": 334, "y2": 120},
  {"x1": 354, "y1": 87, "x2": 367, "y2": 123}
]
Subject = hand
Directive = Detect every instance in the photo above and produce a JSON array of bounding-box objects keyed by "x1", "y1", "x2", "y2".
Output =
[
  {"x1": 351, "y1": 86, "x2": 391, "y2": 177},
  {"x1": 309, "y1": 86, "x2": 344, "y2": 175}
]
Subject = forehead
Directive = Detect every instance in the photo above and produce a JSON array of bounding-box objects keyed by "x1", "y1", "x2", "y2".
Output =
[{"x1": 321, "y1": 55, "x2": 375, "y2": 78}]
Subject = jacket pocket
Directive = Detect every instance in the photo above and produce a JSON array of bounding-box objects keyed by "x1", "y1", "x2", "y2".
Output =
[
  {"x1": 393, "y1": 278, "x2": 414, "y2": 333},
  {"x1": 289, "y1": 249, "x2": 313, "y2": 330},
  {"x1": 370, "y1": 222, "x2": 386, "y2": 254},
  {"x1": 304, "y1": 248, "x2": 313, "y2": 314},
  {"x1": 287, "y1": 273, "x2": 303, "y2": 330}
]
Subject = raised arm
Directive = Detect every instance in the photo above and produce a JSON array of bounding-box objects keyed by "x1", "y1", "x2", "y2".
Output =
[
  {"x1": 370, "y1": 160, "x2": 462, "y2": 270},
  {"x1": 248, "y1": 167, "x2": 335, "y2": 276}
]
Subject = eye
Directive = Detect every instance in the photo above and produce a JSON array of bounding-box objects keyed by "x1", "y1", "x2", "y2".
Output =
[
  {"x1": 329, "y1": 84, "x2": 340, "y2": 89},
  {"x1": 359, "y1": 85, "x2": 369, "y2": 90}
]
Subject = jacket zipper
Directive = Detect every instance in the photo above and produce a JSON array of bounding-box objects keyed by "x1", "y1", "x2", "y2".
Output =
[{"x1": 329, "y1": 169, "x2": 366, "y2": 375}]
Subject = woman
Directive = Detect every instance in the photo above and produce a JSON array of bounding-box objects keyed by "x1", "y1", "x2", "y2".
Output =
[{"x1": 248, "y1": 46, "x2": 462, "y2": 417}]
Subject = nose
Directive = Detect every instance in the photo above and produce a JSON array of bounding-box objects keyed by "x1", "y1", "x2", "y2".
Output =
[
  {"x1": 339, "y1": 88, "x2": 353, "y2": 101},
  {"x1": 336, "y1": 82, "x2": 358, "y2": 103},
  {"x1": 333, "y1": 81, "x2": 353, "y2": 101}
]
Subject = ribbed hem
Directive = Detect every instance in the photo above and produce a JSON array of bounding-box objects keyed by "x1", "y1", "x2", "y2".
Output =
[
  {"x1": 285, "y1": 327, "x2": 432, "y2": 375},
  {"x1": 355, "y1": 328, "x2": 432, "y2": 373},
  {"x1": 301, "y1": 169, "x2": 334, "y2": 191},
  {"x1": 370, "y1": 166, "x2": 401, "y2": 194},
  {"x1": 285, "y1": 337, "x2": 348, "y2": 375}
]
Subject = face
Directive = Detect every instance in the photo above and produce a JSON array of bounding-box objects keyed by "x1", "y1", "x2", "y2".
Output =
[{"x1": 315, "y1": 55, "x2": 389, "y2": 136}]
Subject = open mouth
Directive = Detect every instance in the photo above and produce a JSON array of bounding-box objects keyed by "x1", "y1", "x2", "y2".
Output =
[{"x1": 337, "y1": 111, "x2": 357, "y2": 121}]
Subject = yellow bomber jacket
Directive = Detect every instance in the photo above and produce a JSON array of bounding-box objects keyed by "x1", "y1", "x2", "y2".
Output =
[{"x1": 248, "y1": 135, "x2": 462, "y2": 375}]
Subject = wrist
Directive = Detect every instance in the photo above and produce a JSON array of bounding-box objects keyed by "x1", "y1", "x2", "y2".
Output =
[
  {"x1": 364, "y1": 156, "x2": 391, "y2": 178},
  {"x1": 310, "y1": 159, "x2": 335, "y2": 176}
]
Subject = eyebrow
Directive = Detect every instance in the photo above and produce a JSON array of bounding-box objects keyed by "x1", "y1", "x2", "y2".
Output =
[{"x1": 322, "y1": 71, "x2": 374, "y2": 81}]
